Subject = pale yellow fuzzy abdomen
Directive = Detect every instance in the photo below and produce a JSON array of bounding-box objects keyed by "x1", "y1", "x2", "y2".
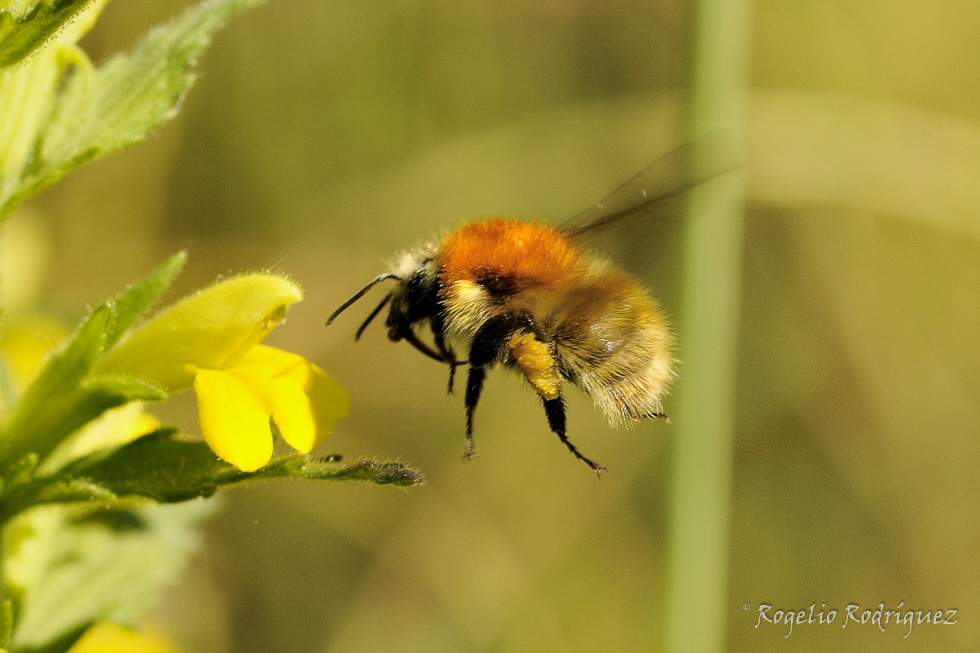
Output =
[{"x1": 540, "y1": 262, "x2": 675, "y2": 423}]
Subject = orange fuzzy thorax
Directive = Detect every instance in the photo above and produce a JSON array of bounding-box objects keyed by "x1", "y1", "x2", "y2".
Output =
[{"x1": 438, "y1": 219, "x2": 582, "y2": 288}]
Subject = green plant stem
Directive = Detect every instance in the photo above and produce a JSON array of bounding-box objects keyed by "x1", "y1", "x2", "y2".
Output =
[{"x1": 661, "y1": 0, "x2": 751, "y2": 651}]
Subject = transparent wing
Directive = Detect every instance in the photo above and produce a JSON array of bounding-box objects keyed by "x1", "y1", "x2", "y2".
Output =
[{"x1": 560, "y1": 134, "x2": 741, "y2": 238}]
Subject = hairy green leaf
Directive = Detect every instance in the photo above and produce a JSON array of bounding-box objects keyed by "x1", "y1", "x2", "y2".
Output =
[
  {"x1": 0, "y1": 477, "x2": 117, "y2": 523},
  {"x1": 2, "y1": 0, "x2": 263, "y2": 213},
  {"x1": 5, "y1": 502, "x2": 214, "y2": 649},
  {"x1": 104, "y1": 251, "x2": 187, "y2": 351},
  {"x1": 0, "y1": 299, "x2": 171, "y2": 471},
  {"x1": 74, "y1": 430, "x2": 424, "y2": 501},
  {"x1": 255, "y1": 455, "x2": 427, "y2": 486},
  {"x1": 0, "y1": 0, "x2": 96, "y2": 68},
  {"x1": 0, "y1": 371, "x2": 166, "y2": 474},
  {"x1": 0, "y1": 304, "x2": 112, "y2": 469},
  {"x1": 0, "y1": 429, "x2": 422, "y2": 520}
]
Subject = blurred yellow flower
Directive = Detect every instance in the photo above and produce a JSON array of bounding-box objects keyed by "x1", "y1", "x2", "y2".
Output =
[
  {"x1": 0, "y1": 313, "x2": 68, "y2": 390},
  {"x1": 67, "y1": 622, "x2": 179, "y2": 653}
]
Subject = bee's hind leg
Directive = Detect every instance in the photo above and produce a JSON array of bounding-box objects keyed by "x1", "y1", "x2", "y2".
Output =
[
  {"x1": 506, "y1": 328, "x2": 606, "y2": 476},
  {"x1": 462, "y1": 365, "x2": 485, "y2": 460},
  {"x1": 541, "y1": 395, "x2": 606, "y2": 477}
]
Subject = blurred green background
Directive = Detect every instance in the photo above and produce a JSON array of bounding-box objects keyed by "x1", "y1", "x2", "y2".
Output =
[{"x1": 6, "y1": 0, "x2": 979, "y2": 651}]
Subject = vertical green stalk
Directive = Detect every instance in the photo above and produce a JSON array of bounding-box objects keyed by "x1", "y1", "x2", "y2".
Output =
[{"x1": 661, "y1": 0, "x2": 751, "y2": 651}]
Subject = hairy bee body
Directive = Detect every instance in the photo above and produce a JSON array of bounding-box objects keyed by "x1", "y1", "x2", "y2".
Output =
[
  {"x1": 426, "y1": 219, "x2": 674, "y2": 422},
  {"x1": 355, "y1": 218, "x2": 675, "y2": 473},
  {"x1": 326, "y1": 141, "x2": 731, "y2": 474}
]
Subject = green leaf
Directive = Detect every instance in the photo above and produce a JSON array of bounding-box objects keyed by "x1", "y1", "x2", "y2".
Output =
[
  {"x1": 0, "y1": 297, "x2": 168, "y2": 472},
  {"x1": 67, "y1": 430, "x2": 424, "y2": 502},
  {"x1": 15, "y1": 622, "x2": 89, "y2": 653},
  {"x1": 7, "y1": 429, "x2": 414, "y2": 505},
  {"x1": 0, "y1": 597, "x2": 12, "y2": 649},
  {"x1": 0, "y1": 254, "x2": 181, "y2": 474},
  {"x1": 0, "y1": 372, "x2": 165, "y2": 474},
  {"x1": 0, "y1": 304, "x2": 112, "y2": 470},
  {"x1": 5, "y1": 501, "x2": 214, "y2": 649},
  {"x1": 61, "y1": 374, "x2": 168, "y2": 433},
  {"x1": 0, "y1": 428, "x2": 422, "y2": 520},
  {"x1": 0, "y1": 477, "x2": 117, "y2": 523},
  {"x1": 2, "y1": 0, "x2": 264, "y2": 214},
  {"x1": 3, "y1": 453, "x2": 39, "y2": 487},
  {"x1": 254, "y1": 456, "x2": 427, "y2": 486},
  {"x1": 0, "y1": 0, "x2": 96, "y2": 68},
  {"x1": 103, "y1": 251, "x2": 187, "y2": 351}
]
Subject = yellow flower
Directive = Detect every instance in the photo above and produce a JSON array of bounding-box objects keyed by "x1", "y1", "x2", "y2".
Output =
[
  {"x1": 194, "y1": 345, "x2": 348, "y2": 472},
  {"x1": 98, "y1": 273, "x2": 305, "y2": 392},
  {"x1": 67, "y1": 622, "x2": 179, "y2": 653},
  {"x1": 97, "y1": 273, "x2": 348, "y2": 471}
]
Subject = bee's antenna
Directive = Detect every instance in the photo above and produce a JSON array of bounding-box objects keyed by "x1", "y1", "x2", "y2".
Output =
[
  {"x1": 326, "y1": 274, "x2": 400, "y2": 326},
  {"x1": 355, "y1": 293, "x2": 392, "y2": 340}
]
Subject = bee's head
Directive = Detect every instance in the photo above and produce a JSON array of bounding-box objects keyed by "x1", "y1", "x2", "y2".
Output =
[{"x1": 326, "y1": 248, "x2": 440, "y2": 343}]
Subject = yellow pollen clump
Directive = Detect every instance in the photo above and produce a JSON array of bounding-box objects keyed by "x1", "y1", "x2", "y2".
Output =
[{"x1": 509, "y1": 332, "x2": 560, "y2": 400}]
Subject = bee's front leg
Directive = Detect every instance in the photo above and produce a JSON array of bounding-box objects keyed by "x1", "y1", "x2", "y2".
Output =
[{"x1": 429, "y1": 307, "x2": 460, "y2": 395}]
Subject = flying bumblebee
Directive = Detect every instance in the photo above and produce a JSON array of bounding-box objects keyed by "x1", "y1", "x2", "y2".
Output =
[{"x1": 327, "y1": 139, "x2": 733, "y2": 475}]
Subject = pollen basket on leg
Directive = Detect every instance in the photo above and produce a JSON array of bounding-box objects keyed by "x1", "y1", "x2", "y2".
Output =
[
  {"x1": 509, "y1": 331, "x2": 561, "y2": 400},
  {"x1": 438, "y1": 219, "x2": 582, "y2": 289}
]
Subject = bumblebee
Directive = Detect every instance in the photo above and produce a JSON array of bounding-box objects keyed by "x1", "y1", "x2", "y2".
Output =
[{"x1": 328, "y1": 140, "x2": 730, "y2": 475}]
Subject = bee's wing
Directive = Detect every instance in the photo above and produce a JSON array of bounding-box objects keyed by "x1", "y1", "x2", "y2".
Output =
[{"x1": 560, "y1": 134, "x2": 740, "y2": 238}]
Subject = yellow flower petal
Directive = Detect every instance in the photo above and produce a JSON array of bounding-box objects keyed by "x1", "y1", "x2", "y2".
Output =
[
  {"x1": 194, "y1": 368, "x2": 273, "y2": 472},
  {"x1": 269, "y1": 374, "x2": 318, "y2": 452},
  {"x1": 302, "y1": 363, "x2": 350, "y2": 442},
  {"x1": 68, "y1": 622, "x2": 179, "y2": 653},
  {"x1": 98, "y1": 273, "x2": 303, "y2": 391},
  {"x1": 239, "y1": 345, "x2": 349, "y2": 452},
  {"x1": 236, "y1": 343, "x2": 305, "y2": 373}
]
